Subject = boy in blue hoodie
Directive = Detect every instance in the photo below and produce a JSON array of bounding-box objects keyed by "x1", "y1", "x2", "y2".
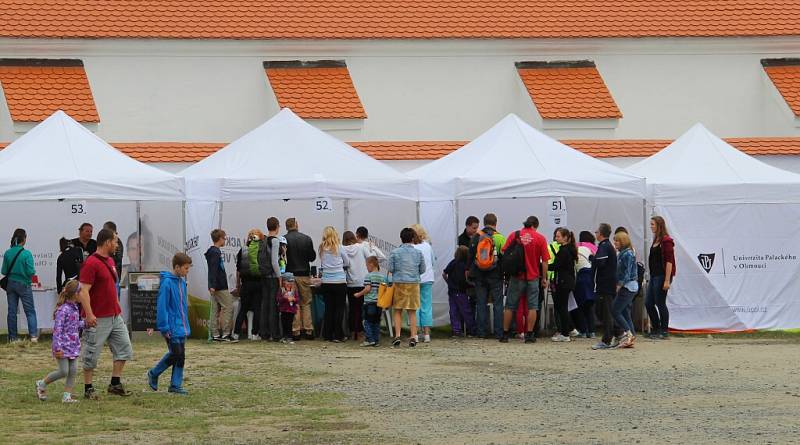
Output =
[{"x1": 147, "y1": 253, "x2": 192, "y2": 395}]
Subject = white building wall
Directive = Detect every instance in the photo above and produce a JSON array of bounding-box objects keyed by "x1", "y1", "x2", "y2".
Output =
[{"x1": 0, "y1": 37, "x2": 798, "y2": 143}]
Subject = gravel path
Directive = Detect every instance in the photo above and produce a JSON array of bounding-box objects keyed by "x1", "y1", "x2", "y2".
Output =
[{"x1": 275, "y1": 335, "x2": 800, "y2": 444}]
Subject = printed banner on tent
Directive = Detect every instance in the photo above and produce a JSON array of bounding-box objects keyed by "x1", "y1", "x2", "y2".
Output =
[{"x1": 659, "y1": 204, "x2": 800, "y2": 331}]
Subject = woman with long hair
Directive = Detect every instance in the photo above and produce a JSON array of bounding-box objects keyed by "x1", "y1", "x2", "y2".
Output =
[
  {"x1": 573, "y1": 231, "x2": 597, "y2": 338},
  {"x1": 613, "y1": 232, "x2": 638, "y2": 348},
  {"x1": 234, "y1": 228, "x2": 264, "y2": 340},
  {"x1": 646, "y1": 216, "x2": 676, "y2": 339},
  {"x1": 550, "y1": 228, "x2": 577, "y2": 342},
  {"x1": 342, "y1": 230, "x2": 368, "y2": 341},
  {"x1": 411, "y1": 224, "x2": 436, "y2": 343},
  {"x1": 3, "y1": 228, "x2": 38, "y2": 342},
  {"x1": 319, "y1": 226, "x2": 350, "y2": 342}
]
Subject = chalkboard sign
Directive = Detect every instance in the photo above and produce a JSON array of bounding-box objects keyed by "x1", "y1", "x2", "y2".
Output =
[{"x1": 128, "y1": 272, "x2": 161, "y2": 331}]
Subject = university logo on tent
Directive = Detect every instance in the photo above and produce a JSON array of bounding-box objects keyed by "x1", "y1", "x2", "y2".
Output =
[{"x1": 697, "y1": 253, "x2": 715, "y2": 274}]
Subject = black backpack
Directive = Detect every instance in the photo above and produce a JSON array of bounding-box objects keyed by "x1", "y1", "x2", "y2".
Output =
[
  {"x1": 257, "y1": 236, "x2": 275, "y2": 278},
  {"x1": 501, "y1": 231, "x2": 526, "y2": 276},
  {"x1": 637, "y1": 261, "x2": 645, "y2": 289}
]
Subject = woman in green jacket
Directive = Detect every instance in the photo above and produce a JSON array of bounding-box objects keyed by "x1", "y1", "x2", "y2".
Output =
[{"x1": 3, "y1": 228, "x2": 37, "y2": 342}]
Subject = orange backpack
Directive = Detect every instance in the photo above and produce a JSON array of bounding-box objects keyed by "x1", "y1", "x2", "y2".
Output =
[{"x1": 474, "y1": 230, "x2": 498, "y2": 271}]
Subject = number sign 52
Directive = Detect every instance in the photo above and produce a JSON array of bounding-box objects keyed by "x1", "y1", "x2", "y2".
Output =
[{"x1": 314, "y1": 198, "x2": 333, "y2": 212}]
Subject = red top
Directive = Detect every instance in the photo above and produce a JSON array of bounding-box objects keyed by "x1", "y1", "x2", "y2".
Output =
[
  {"x1": 661, "y1": 236, "x2": 677, "y2": 279},
  {"x1": 502, "y1": 228, "x2": 550, "y2": 281},
  {"x1": 80, "y1": 253, "x2": 121, "y2": 318}
]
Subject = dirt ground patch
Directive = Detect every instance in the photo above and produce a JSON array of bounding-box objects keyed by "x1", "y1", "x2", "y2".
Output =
[
  {"x1": 1, "y1": 334, "x2": 799, "y2": 444},
  {"x1": 288, "y1": 334, "x2": 800, "y2": 444}
]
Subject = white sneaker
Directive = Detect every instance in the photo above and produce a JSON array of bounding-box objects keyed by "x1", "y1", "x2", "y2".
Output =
[
  {"x1": 62, "y1": 392, "x2": 79, "y2": 403},
  {"x1": 423, "y1": 335, "x2": 431, "y2": 343},
  {"x1": 568, "y1": 329, "x2": 580, "y2": 338},
  {"x1": 232, "y1": 333, "x2": 239, "y2": 340},
  {"x1": 30, "y1": 337, "x2": 39, "y2": 343},
  {"x1": 36, "y1": 380, "x2": 47, "y2": 401},
  {"x1": 252, "y1": 335, "x2": 261, "y2": 341},
  {"x1": 551, "y1": 334, "x2": 571, "y2": 342}
]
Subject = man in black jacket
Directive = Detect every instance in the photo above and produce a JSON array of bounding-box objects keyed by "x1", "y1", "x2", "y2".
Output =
[
  {"x1": 591, "y1": 223, "x2": 619, "y2": 350},
  {"x1": 72, "y1": 223, "x2": 97, "y2": 263},
  {"x1": 284, "y1": 218, "x2": 316, "y2": 339},
  {"x1": 205, "y1": 229, "x2": 236, "y2": 342}
]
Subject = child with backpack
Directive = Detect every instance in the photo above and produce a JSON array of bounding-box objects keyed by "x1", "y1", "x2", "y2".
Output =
[
  {"x1": 276, "y1": 272, "x2": 298, "y2": 344},
  {"x1": 36, "y1": 280, "x2": 82, "y2": 403},
  {"x1": 443, "y1": 246, "x2": 474, "y2": 338},
  {"x1": 147, "y1": 253, "x2": 193, "y2": 395},
  {"x1": 354, "y1": 256, "x2": 385, "y2": 347}
]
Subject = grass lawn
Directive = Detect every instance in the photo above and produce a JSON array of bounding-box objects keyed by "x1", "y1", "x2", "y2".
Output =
[{"x1": 0, "y1": 336, "x2": 374, "y2": 445}]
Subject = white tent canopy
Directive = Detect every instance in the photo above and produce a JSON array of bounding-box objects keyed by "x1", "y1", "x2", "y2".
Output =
[
  {"x1": 627, "y1": 123, "x2": 800, "y2": 332},
  {"x1": 410, "y1": 113, "x2": 646, "y2": 327},
  {"x1": 410, "y1": 113, "x2": 645, "y2": 201},
  {"x1": 180, "y1": 109, "x2": 419, "y2": 337},
  {"x1": 181, "y1": 108, "x2": 417, "y2": 202},
  {"x1": 0, "y1": 110, "x2": 184, "y2": 201},
  {"x1": 0, "y1": 111, "x2": 185, "y2": 335},
  {"x1": 628, "y1": 123, "x2": 800, "y2": 205}
]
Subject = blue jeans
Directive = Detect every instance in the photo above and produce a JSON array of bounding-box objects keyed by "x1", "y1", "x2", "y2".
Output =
[
  {"x1": 473, "y1": 273, "x2": 503, "y2": 338},
  {"x1": 645, "y1": 275, "x2": 670, "y2": 334},
  {"x1": 415, "y1": 282, "x2": 434, "y2": 328},
  {"x1": 151, "y1": 336, "x2": 186, "y2": 389},
  {"x1": 6, "y1": 280, "x2": 37, "y2": 340},
  {"x1": 613, "y1": 287, "x2": 636, "y2": 333},
  {"x1": 362, "y1": 303, "x2": 381, "y2": 344}
]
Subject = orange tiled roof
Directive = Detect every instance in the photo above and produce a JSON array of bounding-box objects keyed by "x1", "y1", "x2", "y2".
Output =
[
  {"x1": 517, "y1": 62, "x2": 621, "y2": 119},
  {"x1": 763, "y1": 60, "x2": 800, "y2": 116},
  {"x1": 113, "y1": 143, "x2": 224, "y2": 163},
  {"x1": 351, "y1": 142, "x2": 463, "y2": 160},
  {"x1": 0, "y1": 60, "x2": 99, "y2": 122},
  {"x1": 3, "y1": 138, "x2": 800, "y2": 162},
  {"x1": 265, "y1": 62, "x2": 366, "y2": 119},
  {"x1": 0, "y1": 1, "x2": 798, "y2": 39}
]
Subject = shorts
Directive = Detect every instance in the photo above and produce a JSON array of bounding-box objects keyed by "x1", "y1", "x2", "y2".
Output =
[
  {"x1": 81, "y1": 314, "x2": 133, "y2": 370},
  {"x1": 392, "y1": 283, "x2": 421, "y2": 310},
  {"x1": 505, "y1": 277, "x2": 540, "y2": 311}
]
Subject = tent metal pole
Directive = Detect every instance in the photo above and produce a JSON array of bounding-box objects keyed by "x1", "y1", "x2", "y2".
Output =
[
  {"x1": 181, "y1": 201, "x2": 187, "y2": 252},
  {"x1": 454, "y1": 200, "x2": 460, "y2": 245},
  {"x1": 135, "y1": 201, "x2": 143, "y2": 271},
  {"x1": 415, "y1": 201, "x2": 421, "y2": 225},
  {"x1": 344, "y1": 199, "x2": 350, "y2": 231},
  {"x1": 642, "y1": 198, "x2": 649, "y2": 334}
]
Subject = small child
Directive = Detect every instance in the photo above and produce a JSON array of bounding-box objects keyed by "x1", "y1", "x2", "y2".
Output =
[
  {"x1": 354, "y1": 256, "x2": 385, "y2": 347},
  {"x1": 278, "y1": 235, "x2": 288, "y2": 275},
  {"x1": 277, "y1": 272, "x2": 298, "y2": 344},
  {"x1": 147, "y1": 253, "x2": 193, "y2": 395},
  {"x1": 36, "y1": 280, "x2": 83, "y2": 403},
  {"x1": 443, "y1": 246, "x2": 474, "y2": 338}
]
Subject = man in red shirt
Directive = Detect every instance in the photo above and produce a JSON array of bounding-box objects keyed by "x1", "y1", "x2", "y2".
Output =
[
  {"x1": 78, "y1": 228, "x2": 133, "y2": 400},
  {"x1": 501, "y1": 216, "x2": 549, "y2": 343}
]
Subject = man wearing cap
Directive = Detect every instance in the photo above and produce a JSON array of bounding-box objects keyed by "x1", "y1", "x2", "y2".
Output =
[{"x1": 500, "y1": 216, "x2": 550, "y2": 343}]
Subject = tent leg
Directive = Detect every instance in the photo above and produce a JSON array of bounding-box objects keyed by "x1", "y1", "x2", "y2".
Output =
[
  {"x1": 415, "y1": 201, "x2": 420, "y2": 225},
  {"x1": 344, "y1": 199, "x2": 350, "y2": 231},
  {"x1": 135, "y1": 201, "x2": 143, "y2": 270},
  {"x1": 642, "y1": 198, "x2": 649, "y2": 334},
  {"x1": 210, "y1": 200, "x2": 223, "y2": 343},
  {"x1": 181, "y1": 201, "x2": 187, "y2": 252},
  {"x1": 454, "y1": 200, "x2": 460, "y2": 245}
]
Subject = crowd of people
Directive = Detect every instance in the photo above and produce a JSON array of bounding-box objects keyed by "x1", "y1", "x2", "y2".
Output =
[{"x1": 6, "y1": 211, "x2": 676, "y2": 402}]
